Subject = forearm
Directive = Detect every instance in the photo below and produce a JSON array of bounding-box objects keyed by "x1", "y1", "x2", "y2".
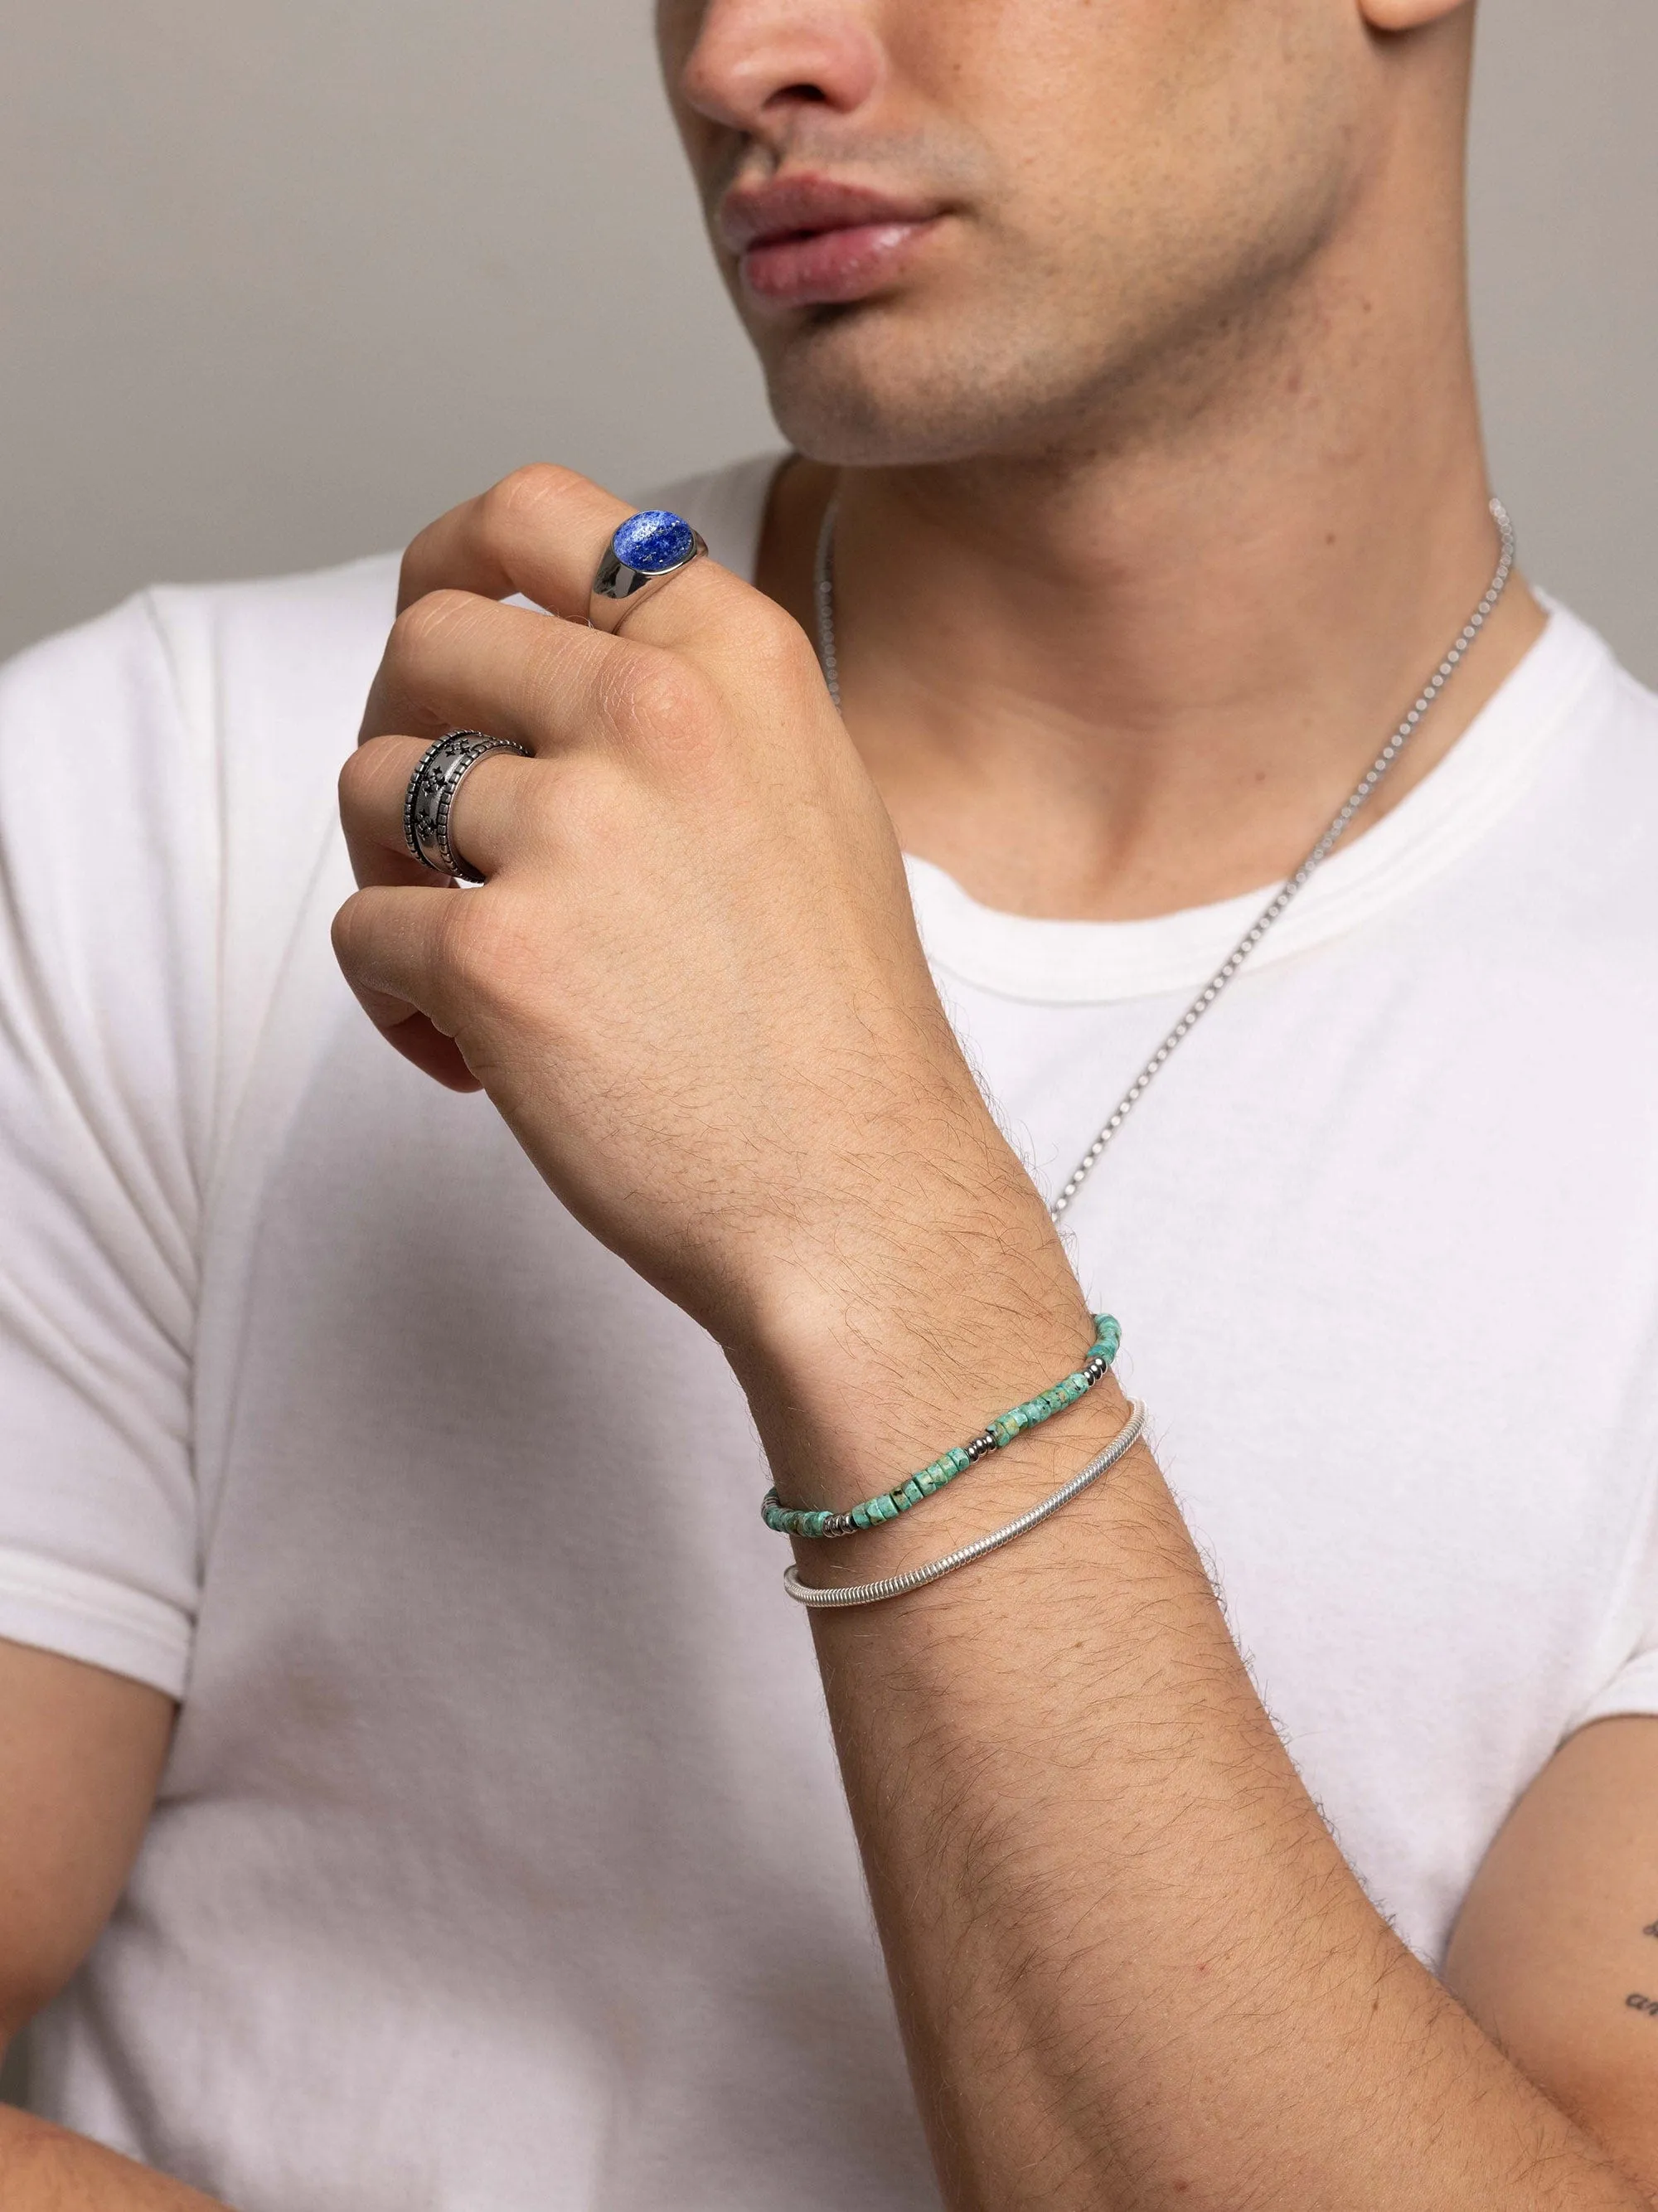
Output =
[
  {"x1": 744, "y1": 1270, "x2": 1649, "y2": 2211},
  {"x1": 330, "y1": 463, "x2": 1648, "y2": 2209},
  {"x1": 0, "y1": 2106, "x2": 229, "y2": 2210}
]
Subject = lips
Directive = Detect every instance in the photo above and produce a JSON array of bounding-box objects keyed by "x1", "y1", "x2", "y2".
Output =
[{"x1": 720, "y1": 176, "x2": 944, "y2": 309}]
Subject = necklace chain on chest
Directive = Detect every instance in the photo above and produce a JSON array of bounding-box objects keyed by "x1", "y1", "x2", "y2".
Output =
[{"x1": 812, "y1": 495, "x2": 1516, "y2": 1223}]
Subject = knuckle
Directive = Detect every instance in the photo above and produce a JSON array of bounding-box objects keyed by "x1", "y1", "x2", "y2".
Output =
[
  {"x1": 744, "y1": 605, "x2": 821, "y2": 689},
  {"x1": 395, "y1": 536, "x2": 427, "y2": 610},
  {"x1": 701, "y1": 595, "x2": 824, "y2": 711},
  {"x1": 336, "y1": 746, "x2": 371, "y2": 813},
  {"x1": 599, "y1": 647, "x2": 717, "y2": 754},
  {"x1": 390, "y1": 588, "x2": 473, "y2": 668},
  {"x1": 481, "y1": 462, "x2": 584, "y2": 540},
  {"x1": 337, "y1": 737, "x2": 392, "y2": 812},
  {"x1": 329, "y1": 888, "x2": 372, "y2": 975}
]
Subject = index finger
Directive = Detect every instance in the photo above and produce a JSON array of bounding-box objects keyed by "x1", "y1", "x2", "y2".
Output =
[{"x1": 395, "y1": 462, "x2": 750, "y2": 658}]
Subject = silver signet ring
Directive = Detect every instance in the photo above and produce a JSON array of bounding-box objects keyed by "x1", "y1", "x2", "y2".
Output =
[{"x1": 589, "y1": 509, "x2": 708, "y2": 633}]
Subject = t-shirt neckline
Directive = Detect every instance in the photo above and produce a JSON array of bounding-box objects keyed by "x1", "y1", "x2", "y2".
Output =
[
  {"x1": 904, "y1": 604, "x2": 1612, "y2": 1006},
  {"x1": 701, "y1": 449, "x2": 1615, "y2": 1010}
]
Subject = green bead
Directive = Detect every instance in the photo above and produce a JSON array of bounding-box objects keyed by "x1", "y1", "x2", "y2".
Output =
[{"x1": 759, "y1": 1315, "x2": 1127, "y2": 1543}]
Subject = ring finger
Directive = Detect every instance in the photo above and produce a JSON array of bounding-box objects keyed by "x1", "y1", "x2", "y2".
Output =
[{"x1": 340, "y1": 732, "x2": 542, "y2": 890}]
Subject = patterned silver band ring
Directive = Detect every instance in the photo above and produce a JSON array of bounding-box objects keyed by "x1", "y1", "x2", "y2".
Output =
[{"x1": 403, "y1": 731, "x2": 531, "y2": 885}]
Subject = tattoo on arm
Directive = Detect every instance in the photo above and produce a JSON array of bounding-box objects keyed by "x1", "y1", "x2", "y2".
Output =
[{"x1": 1617, "y1": 1918, "x2": 1658, "y2": 2016}]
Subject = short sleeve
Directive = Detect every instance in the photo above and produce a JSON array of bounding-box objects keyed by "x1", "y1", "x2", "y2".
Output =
[
  {"x1": 1572, "y1": 1647, "x2": 1658, "y2": 1734},
  {"x1": 1568, "y1": 1475, "x2": 1658, "y2": 1736},
  {"x1": 0, "y1": 595, "x2": 219, "y2": 1696}
]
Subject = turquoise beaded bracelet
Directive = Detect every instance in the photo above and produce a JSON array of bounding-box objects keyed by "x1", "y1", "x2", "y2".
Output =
[{"x1": 762, "y1": 1315, "x2": 1121, "y2": 1541}]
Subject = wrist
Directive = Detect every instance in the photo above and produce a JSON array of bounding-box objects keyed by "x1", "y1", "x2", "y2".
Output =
[{"x1": 726, "y1": 1177, "x2": 1098, "y2": 1524}]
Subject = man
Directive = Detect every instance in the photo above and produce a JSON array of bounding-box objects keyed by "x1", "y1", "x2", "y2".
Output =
[{"x1": 3, "y1": 0, "x2": 1656, "y2": 2203}]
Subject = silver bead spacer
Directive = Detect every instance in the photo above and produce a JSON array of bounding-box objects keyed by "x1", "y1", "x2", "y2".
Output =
[{"x1": 963, "y1": 1429, "x2": 998, "y2": 1464}]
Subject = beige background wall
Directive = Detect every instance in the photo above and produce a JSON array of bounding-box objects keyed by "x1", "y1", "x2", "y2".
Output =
[{"x1": 2, "y1": 2, "x2": 1655, "y2": 678}]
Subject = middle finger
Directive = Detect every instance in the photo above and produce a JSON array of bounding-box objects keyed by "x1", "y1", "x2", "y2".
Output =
[{"x1": 359, "y1": 588, "x2": 638, "y2": 754}]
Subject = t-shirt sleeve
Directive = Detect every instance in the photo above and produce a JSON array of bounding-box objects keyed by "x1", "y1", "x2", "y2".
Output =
[
  {"x1": 0, "y1": 595, "x2": 218, "y2": 1697},
  {"x1": 1568, "y1": 1481, "x2": 1658, "y2": 1735},
  {"x1": 1572, "y1": 1645, "x2": 1658, "y2": 1734}
]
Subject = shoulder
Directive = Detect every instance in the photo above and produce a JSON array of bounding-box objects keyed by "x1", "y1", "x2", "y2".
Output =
[
  {"x1": 0, "y1": 552, "x2": 402, "y2": 841},
  {"x1": 0, "y1": 555, "x2": 403, "y2": 1175},
  {"x1": 2, "y1": 551, "x2": 401, "y2": 725},
  {"x1": 147, "y1": 551, "x2": 404, "y2": 821},
  {"x1": 0, "y1": 555, "x2": 401, "y2": 1031},
  {"x1": 147, "y1": 548, "x2": 402, "y2": 720},
  {"x1": 1465, "y1": 604, "x2": 1658, "y2": 1081},
  {"x1": 0, "y1": 443, "x2": 788, "y2": 785},
  {"x1": 0, "y1": 444, "x2": 788, "y2": 853},
  {"x1": 1530, "y1": 604, "x2": 1658, "y2": 881}
]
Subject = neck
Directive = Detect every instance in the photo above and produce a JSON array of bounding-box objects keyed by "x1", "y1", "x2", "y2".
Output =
[{"x1": 758, "y1": 159, "x2": 1544, "y2": 922}]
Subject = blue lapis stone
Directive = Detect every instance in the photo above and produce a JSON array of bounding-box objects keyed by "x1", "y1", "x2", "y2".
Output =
[{"x1": 613, "y1": 509, "x2": 696, "y2": 575}]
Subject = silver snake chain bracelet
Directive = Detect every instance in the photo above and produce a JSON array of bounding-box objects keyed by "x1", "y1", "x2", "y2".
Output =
[{"x1": 783, "y1": 1400, "x2": 1147, "y2": 1608}]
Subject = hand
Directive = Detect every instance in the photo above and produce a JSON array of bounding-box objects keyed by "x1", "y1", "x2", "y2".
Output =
[{"x1": 333, "y1": 466, "x2": 1075, "y2": 1375}]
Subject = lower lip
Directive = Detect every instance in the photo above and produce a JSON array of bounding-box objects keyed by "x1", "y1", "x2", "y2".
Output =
[{"x1": 741, "y1": 219, "x2": 938, "y2": 308}]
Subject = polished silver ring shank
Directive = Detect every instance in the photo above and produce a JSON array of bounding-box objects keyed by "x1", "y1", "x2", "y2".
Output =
[{"x1": 588, "y1": 529, "x2": 709, "y2": 633}]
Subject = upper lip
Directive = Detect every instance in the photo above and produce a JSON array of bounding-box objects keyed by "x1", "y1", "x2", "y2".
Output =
[{"x1": 718, "y1": 174, "x2": 943, "y2": 257}]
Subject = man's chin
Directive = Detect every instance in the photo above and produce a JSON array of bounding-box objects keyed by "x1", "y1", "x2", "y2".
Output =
[
  {"x1": 751, "y1": 287, "x2": 1113, "y2": 473},
  {"x1": 759, "y1": 318, "x2": 1024, "y2": 471}
]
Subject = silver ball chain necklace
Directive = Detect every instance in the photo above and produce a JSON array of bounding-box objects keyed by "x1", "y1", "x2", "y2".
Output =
[{"x1": 813, "y1": 492, "x2": 1517, "y2": 1223}]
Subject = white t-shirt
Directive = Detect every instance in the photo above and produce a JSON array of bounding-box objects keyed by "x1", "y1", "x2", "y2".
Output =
[{"x1": 4, "y1": 452, "x2": 1658, "y2": 2210}]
